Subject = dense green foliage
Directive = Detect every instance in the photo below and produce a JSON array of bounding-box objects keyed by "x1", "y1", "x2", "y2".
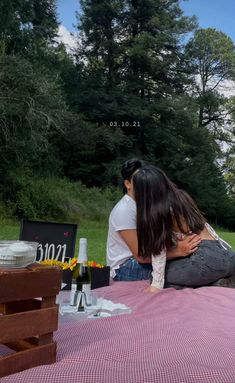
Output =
[
  {"x1": 1, "y1": 0, "x2": 235, "y2": 229},
  {"x1": 2, "y1": 174, "x2": 121, "y2": 223}
]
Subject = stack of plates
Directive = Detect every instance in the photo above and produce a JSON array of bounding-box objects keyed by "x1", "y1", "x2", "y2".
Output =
[{"x1": 0, "y1": 241, "x2": 39, "y2": 268}]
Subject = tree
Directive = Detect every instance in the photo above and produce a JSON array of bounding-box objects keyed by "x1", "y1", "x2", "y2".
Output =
[
  {"x1": 222, "y1": 96, "x2": 235, "y2": 210},
  {"x1": 0, "y1": 0, "x2": 58, "y2": 56},
  {"x1": 74, "y1": 0, "x2": 196, "y2": 176},
  {"x1": 183, "y1": 28, "x2": 235, "y2": 226},
  {"x1": 0, "y1": 54, "x2": 70, "y2": 181},
  {"x1": 185, "y1": 28, "x2": 235, "y2": 132}
]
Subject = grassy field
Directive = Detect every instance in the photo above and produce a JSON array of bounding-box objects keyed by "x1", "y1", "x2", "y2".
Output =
[{"x1": 0, "y1": 219, "x2": 235, "y2": 265}]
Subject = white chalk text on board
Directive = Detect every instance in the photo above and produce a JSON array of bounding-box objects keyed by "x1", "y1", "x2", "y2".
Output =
[{"x1": 37, "y1": 243, "x2": 68, "y2": 262}]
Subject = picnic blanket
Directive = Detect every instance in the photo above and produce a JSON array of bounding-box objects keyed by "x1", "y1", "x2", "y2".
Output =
[{"x1": 1, "y1": 281, "x2": 235, "y2": 383}]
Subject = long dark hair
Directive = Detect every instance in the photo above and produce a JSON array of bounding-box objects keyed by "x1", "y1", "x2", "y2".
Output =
[{"x1": 133, "y1": 165, "x2": 205, "y2": 258}]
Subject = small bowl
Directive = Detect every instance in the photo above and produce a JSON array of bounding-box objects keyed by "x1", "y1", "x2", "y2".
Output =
[{"x1": 0, "y1": 241, "x2": 39, "y2": 268}]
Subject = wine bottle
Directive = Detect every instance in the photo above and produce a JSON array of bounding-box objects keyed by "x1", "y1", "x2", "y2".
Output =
[{"x1": 76, "y1": 238, "x2": 91, "y2": 311}]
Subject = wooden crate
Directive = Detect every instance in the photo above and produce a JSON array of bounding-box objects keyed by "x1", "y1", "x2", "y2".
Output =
[{"x1": 0, "y1": 263, "x2": 62, "y2": 378}]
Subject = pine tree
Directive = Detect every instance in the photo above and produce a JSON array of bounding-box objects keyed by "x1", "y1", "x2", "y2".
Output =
[
  {"x1": 73, "y1": 0, "x2": 196, "y2": 179},
  {"x1": 0, "y1": 0, "x2": 58, "y2": 55}
]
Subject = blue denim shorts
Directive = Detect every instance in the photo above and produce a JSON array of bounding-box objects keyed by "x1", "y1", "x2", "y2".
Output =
[{"x1": 114, "y1": 257, "x2": 152, "y2": 281}]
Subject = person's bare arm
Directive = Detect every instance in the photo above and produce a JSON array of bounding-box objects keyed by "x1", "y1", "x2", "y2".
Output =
[
  {"x1": 119, "y1": 229, "x2": 201, "y2": 263},
  {"x1": 119, "y1": 229, "x2": 151, "y2": 263}
]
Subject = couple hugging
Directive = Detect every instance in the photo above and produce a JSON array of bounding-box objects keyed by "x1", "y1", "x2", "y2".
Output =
[{"x1": 106, "y1": 159, "x2": 235, "y2": 293}]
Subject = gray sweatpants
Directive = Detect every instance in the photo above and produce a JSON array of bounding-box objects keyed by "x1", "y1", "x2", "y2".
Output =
[{"x1": 165, "y1": 240, "x2": 235, "y2": 288}]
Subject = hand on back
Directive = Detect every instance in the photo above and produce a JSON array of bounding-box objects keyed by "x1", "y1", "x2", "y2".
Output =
[{"x1": 175, "y1": 234, "x2": 201, "y2": 257}]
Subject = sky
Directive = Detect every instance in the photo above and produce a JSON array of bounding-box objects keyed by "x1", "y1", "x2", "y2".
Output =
[
  {"x1": 57, "y1": 0, "x2": 79, "y2": 32},
  {"x1": 180, "y1": 0, "x2": 235, "y2": 42},
  {"x1": 57, "y1": 0, "x2": 235, "y2": 43}
]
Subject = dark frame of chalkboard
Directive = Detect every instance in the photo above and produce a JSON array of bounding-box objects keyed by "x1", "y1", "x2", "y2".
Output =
[{"x1": 19, "y1": 220, "x2": 77, "y2": 263}]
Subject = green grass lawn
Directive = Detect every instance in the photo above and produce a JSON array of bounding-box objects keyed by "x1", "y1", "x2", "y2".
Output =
[
  {"x1": 216, "y1": 230, "x2": 235, "y2": 250},
  {"x1": 0, "y1": 219, "x2": 235, "y2": 265}
]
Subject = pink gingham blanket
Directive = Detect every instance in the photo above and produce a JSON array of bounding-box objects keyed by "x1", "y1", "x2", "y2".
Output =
[{"x1": 1, "y1": 281, "x2": 235, "y2": 383}]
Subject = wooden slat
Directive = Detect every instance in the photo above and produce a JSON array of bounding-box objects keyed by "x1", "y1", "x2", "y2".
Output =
[
  {"x1": 1, "y1": 297, "x2": 57, "y2": 314},
  {"x1": 38, "y1": 333, "x2": 54, "y2": 345},
  {"x1": 0, "y1": 303, "x2": 5, "y2": 314},
  {"x1": 5, "y1": 333, "x2": 54, "y2": 350},
  {"x1": 4, "y1": 339, "x2": 37, "y2": 352},
  {"x1": 0, "y1": 342, "x2": 57, "y2": 378},
  {"x1": 0, "y1": 265, "x2": 59, "y2": 376},
  {"x1": 0, "y1": 307, "x2": 58, "y2": 343},
  {"x1": 1, "y1": 299, "x2": 42, "y2": 314},
  {"x1": 0, "y1": 265, "x2": 62, "y2": 303},
  {"x1": 41, "y1": 296, "x2": 56, "y2": 308}
]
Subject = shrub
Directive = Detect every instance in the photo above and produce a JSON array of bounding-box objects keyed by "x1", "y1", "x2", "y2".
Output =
[{"x1": 2, "y1": 172, "x2": 121, "y2": 223}]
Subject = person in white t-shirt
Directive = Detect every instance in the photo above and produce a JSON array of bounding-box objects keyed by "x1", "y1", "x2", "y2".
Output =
[{"x1": 106, "y1": 159, "x2": 202, "y2": 283}]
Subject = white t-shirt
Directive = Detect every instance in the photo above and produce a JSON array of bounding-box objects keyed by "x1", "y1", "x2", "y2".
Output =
[
  {"x1": 106, "y1": 193, "x2": 167, "y2": 287},
  {"x1": 106, "y1": 194, "x2": 136, "y2": 277}
]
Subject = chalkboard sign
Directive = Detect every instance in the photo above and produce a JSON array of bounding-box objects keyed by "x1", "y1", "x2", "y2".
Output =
[{"x1": 19, "y1": 220, "x2": 77, "y2": 263}]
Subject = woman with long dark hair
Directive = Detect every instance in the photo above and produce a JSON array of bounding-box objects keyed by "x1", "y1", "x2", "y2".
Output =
[{"x1": 133, "y1": 165, "x2": 235, "y2": 292}]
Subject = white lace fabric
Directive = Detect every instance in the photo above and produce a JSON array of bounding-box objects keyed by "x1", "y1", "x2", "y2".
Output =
[
  {"x1": 151, "y1": 250, "x2": 166, "y2": 289},
  {"x1": 204, "y1": 223, "x2": 231, "y2": 249}
]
